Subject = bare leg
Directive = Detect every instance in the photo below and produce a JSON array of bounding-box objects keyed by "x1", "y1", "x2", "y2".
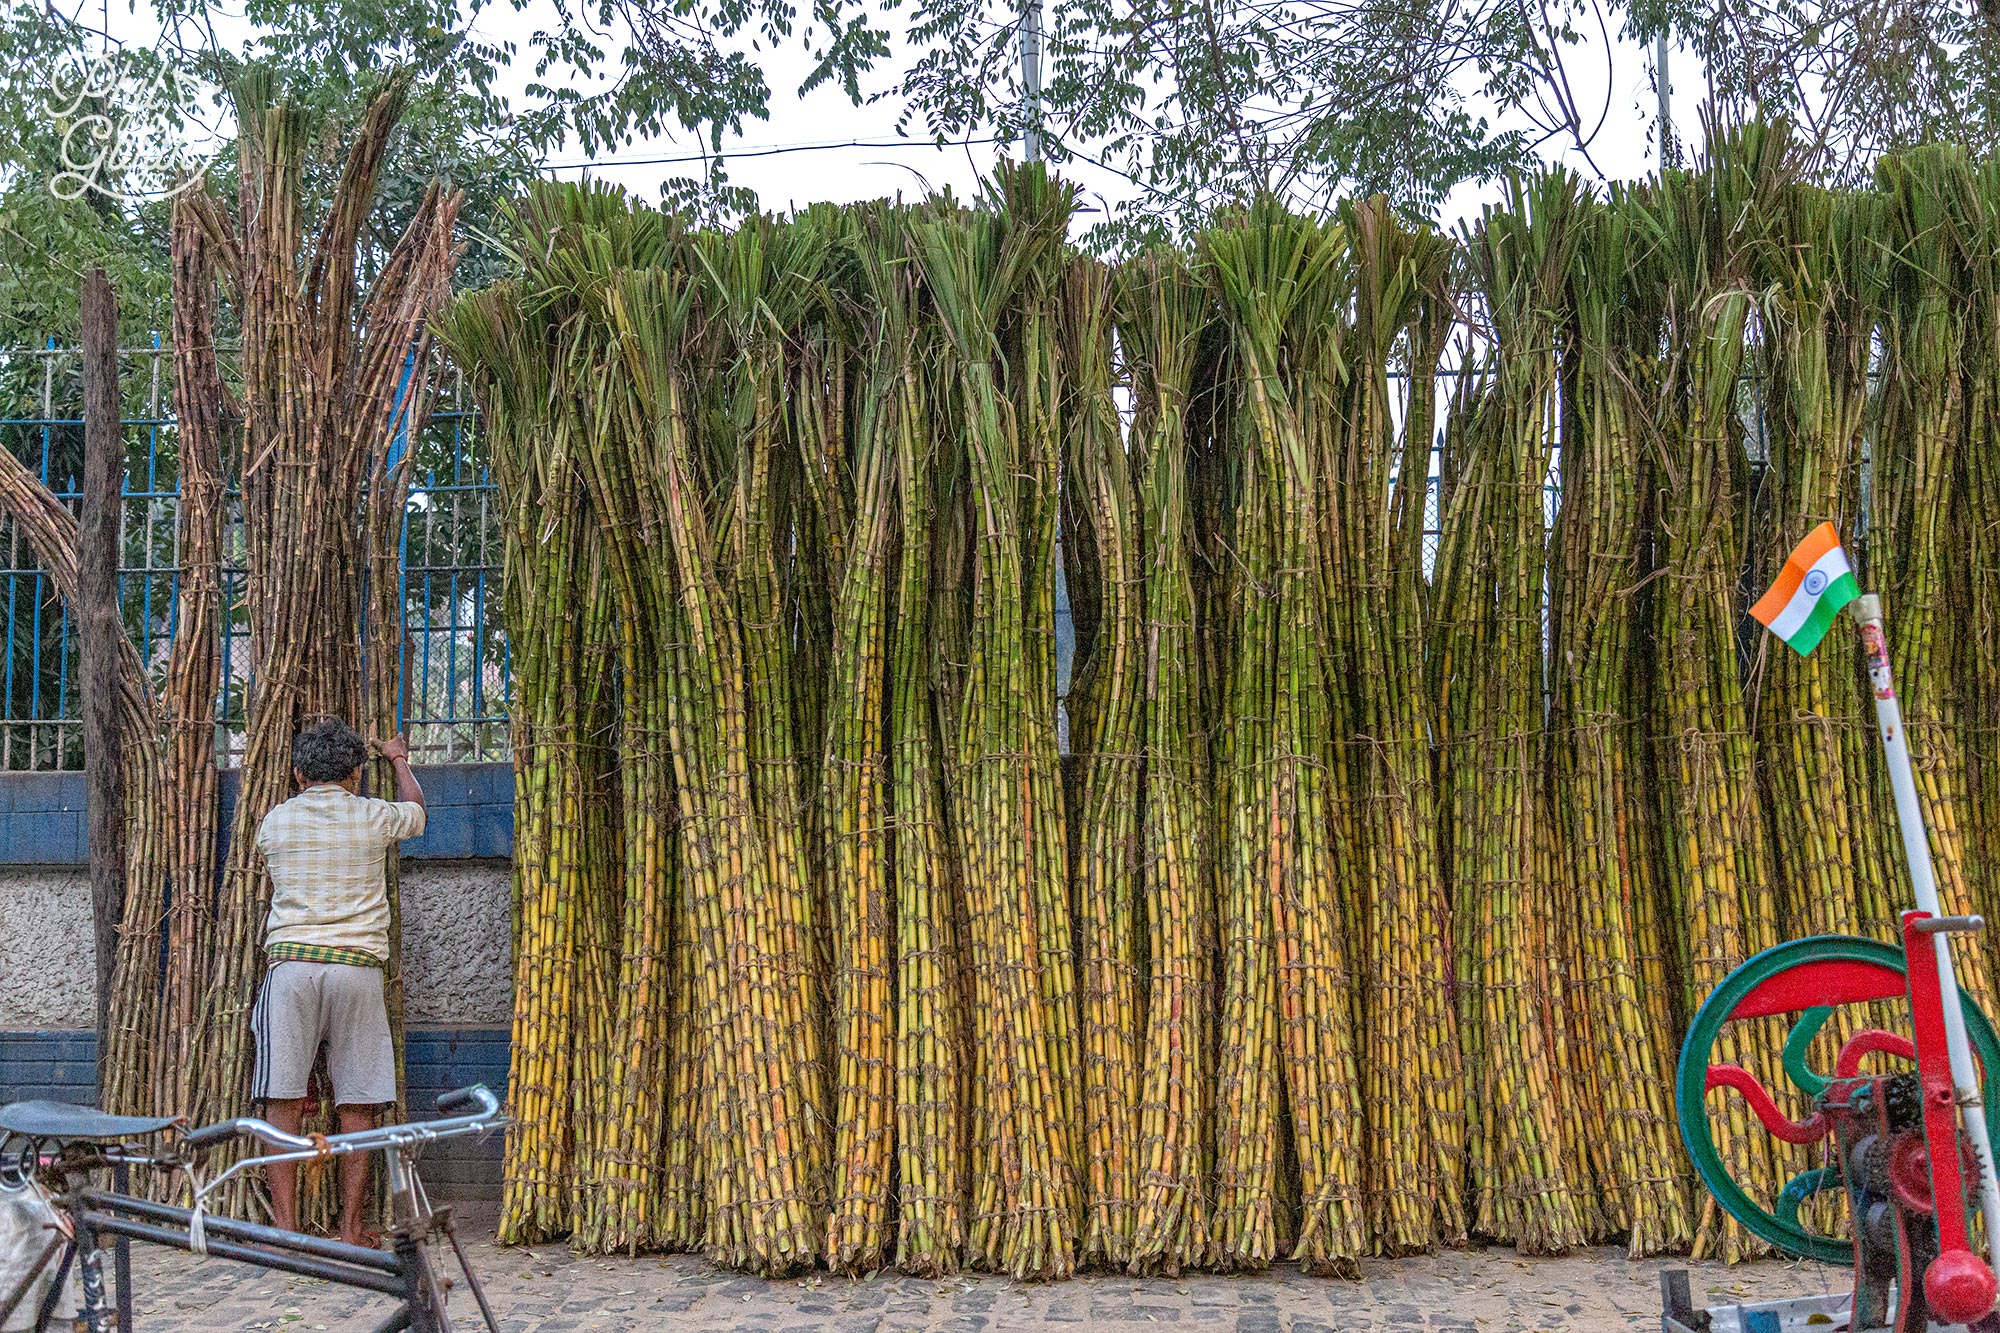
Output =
[
  {"x1": 336, "y1": 1105, "x2": 381, "y2": 1247},
  {"x1": 264, "y1": 1098, "x2": 310, "y2": 1232}
]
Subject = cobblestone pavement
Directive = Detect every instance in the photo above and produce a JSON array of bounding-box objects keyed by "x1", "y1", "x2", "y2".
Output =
[{"x1": 113, "y1": 1224, "x2": 1843, "y2": 1332}]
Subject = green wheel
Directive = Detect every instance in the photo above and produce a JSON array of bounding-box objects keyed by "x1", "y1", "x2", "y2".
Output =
[{"x1": 1675, "y1": 934, "x2": 2000, "y2": 1264}]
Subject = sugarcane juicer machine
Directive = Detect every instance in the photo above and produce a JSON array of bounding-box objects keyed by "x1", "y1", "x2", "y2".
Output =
[
  {"x1": 1669, "y1": 912, "x2": 2000, "y2": 1331},
  {"x1": 1668, "y1": 598, "x2": 2000, "y2": 1332}
]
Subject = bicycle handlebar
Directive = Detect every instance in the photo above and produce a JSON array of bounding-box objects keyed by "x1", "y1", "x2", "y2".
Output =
[
  {"x1": 178, "y1": 1117, "x2": 281, "y2": 1151},
  {"x1": 175, "y1": 1085, "x2": 502, "y2": 1156}
]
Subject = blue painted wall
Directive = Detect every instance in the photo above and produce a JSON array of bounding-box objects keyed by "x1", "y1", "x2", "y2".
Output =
[{"x1": 0, "y1": 762, "x2": 512, "y2": 866}]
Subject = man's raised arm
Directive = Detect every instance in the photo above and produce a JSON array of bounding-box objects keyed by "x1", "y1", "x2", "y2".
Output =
[{"x1": 376, "y1": 734, "x2": 425, "y2": 809}]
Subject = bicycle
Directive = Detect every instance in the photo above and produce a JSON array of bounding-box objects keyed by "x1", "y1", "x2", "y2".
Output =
[{"x1": 0, "y1": 1084, "x2": 505, "y2": 1333}]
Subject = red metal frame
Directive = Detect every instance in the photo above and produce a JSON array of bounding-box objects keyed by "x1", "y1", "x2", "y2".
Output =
[{"x1": 1902, "y1": 911, "x2": 1976, "y2": 1261}]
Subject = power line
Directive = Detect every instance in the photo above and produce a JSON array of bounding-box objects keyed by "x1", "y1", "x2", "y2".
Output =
[{"x1": 543, "y1": 135, "x2": 1002, "y2": 173}]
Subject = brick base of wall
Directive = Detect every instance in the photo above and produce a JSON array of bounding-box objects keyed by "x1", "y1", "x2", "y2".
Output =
[{"x1": 0, "y1": 1028, "x2": 510, "y2": 1202}]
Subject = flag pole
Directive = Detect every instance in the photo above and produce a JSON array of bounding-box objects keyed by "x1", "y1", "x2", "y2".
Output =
[{"x1": 1850, "y1": 592, "x2": 2000, "y2": 1270}]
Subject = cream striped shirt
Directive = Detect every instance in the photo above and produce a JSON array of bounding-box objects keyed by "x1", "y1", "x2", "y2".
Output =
[{"x1": 257, "y1": 784, "x2": 427, "y2": 961}]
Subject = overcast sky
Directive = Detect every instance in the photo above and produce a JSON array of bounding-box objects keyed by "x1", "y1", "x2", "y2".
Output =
[
  {"x1": 93, "y1": 0, "x2": 1704, "y2": 233},
  {"x1": 503, "y1": 8, "x2": 1702, "y2": 231}
]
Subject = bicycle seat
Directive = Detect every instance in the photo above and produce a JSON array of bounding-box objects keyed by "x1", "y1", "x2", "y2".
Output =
[{"x1": 0, "y1": 1101, "x2": 180, "y2": 1142}]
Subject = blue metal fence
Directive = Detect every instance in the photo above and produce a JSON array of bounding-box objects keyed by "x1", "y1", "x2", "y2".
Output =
[{"x1": 0, "y1": 343, "x2": 506, "y2": 769}]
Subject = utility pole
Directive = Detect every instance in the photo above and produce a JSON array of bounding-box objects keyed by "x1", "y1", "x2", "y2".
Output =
[
  {"x1": 1022, "y1": 0, "x2": 1043, "y2": 163},
  {"x1": 1656, "y1": 31, "x2": 1673, "y2": 168}
]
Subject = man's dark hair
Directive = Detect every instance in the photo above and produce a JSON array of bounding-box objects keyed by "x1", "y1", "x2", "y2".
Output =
[{"x1": 294, "y1": 718, "x2": 369, "y2": 783}]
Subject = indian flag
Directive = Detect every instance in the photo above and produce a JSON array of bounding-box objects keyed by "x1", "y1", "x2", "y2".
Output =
[{"x1": 1750, "y1": 521, "x2": 1860, "y2": 657}]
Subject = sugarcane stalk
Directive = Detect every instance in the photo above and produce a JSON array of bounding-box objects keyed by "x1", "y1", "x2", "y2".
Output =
[{"x1": 1119, "y1": 247, "x2": 1217, "y2": 1277}]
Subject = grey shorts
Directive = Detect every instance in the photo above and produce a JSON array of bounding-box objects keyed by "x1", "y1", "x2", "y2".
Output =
[{"x1": 250, "y1": 961, "x2": 397, "y2": 1105}]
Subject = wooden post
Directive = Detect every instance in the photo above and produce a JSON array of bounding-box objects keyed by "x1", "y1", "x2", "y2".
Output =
[{"x1": 78, "y1": 267, "x2": 126, "y2": 1075}]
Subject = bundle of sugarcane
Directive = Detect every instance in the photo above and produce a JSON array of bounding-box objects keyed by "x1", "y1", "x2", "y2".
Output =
[
  {"x1": 695, "y1": 218, "x2": 834, "y2": 1263},
  {"x1": 1612, "y1": 179, "x2": 1687, "y2": 1098},
  {"x1": 1751, "y1": 179, "x2": 1893, "y2": 945},
  {"x1": 851, "y1": 211, "x2": 971, "y2": 1277},
  {"x1": 435, "y1": 269, "x2": 593, "y2": 1243},
  {"x1": 155, "y1": 194, "x2": 229, "y2": 1122},
  {"x1": 171, "y1": 74, "x2": 459, "y2": 1227},
  {"x1": 790, "y1": 233, "x2": 860, "y2": 1176},
  {"x1": 1062, "y1": 255, "x2": 1146, "y2": 1268},
  {"x1": 915, "y1": 172, "x2": 1080, "y2": 1281},
  {"x1": 1737, "y1": 172, "x2": 1892, "y2": 1250},
  {"x1": 1959, "y1": 162, "x2": 2000, "y2": 979},
  {"x1": 1117, "y1": 246, "x2": 1217, "y2": 1277},
  {"x1": 696, "y1": 218, "x2": 834, "y2": 1267},
  {"x1": 0, "y1": 372, "x2": 173, "y2": 1123},
  {"x1": 499, "y1": 184, "x2": 677, "y2": 1253},
  {"x1": 1648, "y1": 125, "x2": 1788, "y2": 1262},
  {"x1": 567, "y1": 540, "x2": 625, "y2": 1237},
  {"x1": 812, "y1": 213, "x2": 899, "y2": 1275},
  {"x1": 361, "y1": 197, "x2": 460, "y2": 1155},
  {"x1": 1324, "y1": 197, "x2": 1465, "y2": 1255},
  {"x1": 1439, "y1": 170, "x2": 1592, "y2": 1255},
  {"x1": 1002, "y1": 168, "x2": 1087, "y2": 1214},
  {"x1": 1550, "y1": 187, "x2": 1691, "y2": 1257},
  {"x1": 1205, "y1": 200, "x2": 1368, "y2": 1274},
  {"x1": 1870, "y1": 148, "x2": 1995, "y2": 1005},
  {"x1": 602, "y1": 250, "x2": 829, "y2": 1273}
]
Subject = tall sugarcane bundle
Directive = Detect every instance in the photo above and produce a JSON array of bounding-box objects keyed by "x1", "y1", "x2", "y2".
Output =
[
  {"x1": 1871, "y1": 148, "x2": 1995, "y2": 1005},
  {"x1": 915, "y1": 173, "x2": 1080, "y2": 1280},
  {"x1": 92, "y1": 202, "x2": 229, "y2": 1125},
  {"x1": 0, "y1": 394, "x2": 173, "y2": 1124},
  {"x1": 815, "y1": 218, "x2": 900, "y2": 1275},
  {"x1": 1646, "y1": 125, "x2": 1789, "y2": 1262},
  {"x1": 693, "y1": 219, "x2": 833, "y2": 1267},
  {"x1": 864, "y1": 215, "x2": 972, "y2": 1277},
  {"x1": 1118, "y1": 247, "x2": 1217, "y2": 1277},
  {"x1": 178, "y1": 74, "x2": 460, "y2": 1224},
  {"x1": 1326, "y1": 197, "x2": 1465, "y2": 1255},
  {"x1": 1205, "y1": 200, "x2": 1368, "y2": 1274},
  {"x1": 1752, "y1": 181, "x2": 1893, "y2": 944},
  {"x1": 620, "y1": 260, "x2": 833, "y2": 1271},
  {"x1": 436, "y1": 269, "x2": 594, "y2": 1244},
  {"x1": 497, "y1": 186, "x2": 678, "y2": 1255},
  {"x1": 1002, "y1": 169, "x2": 1087, "y2": 1214},
  {"x1": 567, "y1": 546, "x2": 626, "y2": 1237},
  {"x1": 1441, "y1": 170, "x2": 1592, "y2": 1255},
  {"x1": 154, "y1": 195, "x2": 229, "y2": 1123},
  {"x1": 1062, "y1": 255, "x2": 1147, "y2": 1268},
  {"x1": 1551, "y1": 188, "x2": 1692, "y2": 1257},
  {"x1": 1960, "y1": 163, "x2": 2000, "y2": 981},
  {"x1": 0, "y1": 209, "x2": 228, "y2": 1146}
]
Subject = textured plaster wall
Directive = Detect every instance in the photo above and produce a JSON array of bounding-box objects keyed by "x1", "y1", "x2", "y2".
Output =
[
  {"x1": 0, "y1": 861, "x2": 511, "y2": 1030},
  {"x1": 0, "y1": 867, "x2": 97, "y2": 1028},
  {"x1": 401, "y1": 860, "x2": 512, "y2": 1026}
]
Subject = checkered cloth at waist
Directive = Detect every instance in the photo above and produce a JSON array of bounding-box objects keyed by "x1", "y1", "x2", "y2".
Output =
[{"x1": 266, "y1": 941, "x2": 385, "y2": 970}]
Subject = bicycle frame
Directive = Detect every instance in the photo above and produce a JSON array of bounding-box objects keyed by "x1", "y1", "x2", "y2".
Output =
[{"x1": 2, "y1": 1086, "x2": 502, "y2": 1333}]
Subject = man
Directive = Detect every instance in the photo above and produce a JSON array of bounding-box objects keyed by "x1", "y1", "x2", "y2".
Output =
[{"x1": 251, "y1": 717, "x2": 425, "y2": 1247}]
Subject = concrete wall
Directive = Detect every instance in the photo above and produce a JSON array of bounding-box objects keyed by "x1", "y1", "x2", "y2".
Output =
[
  {"x1": 0, "y1": 860, "x2": 513, "y2": 1030},
  {"x1": 0, "y1": 866, "x2": 96, "y2": 1029}
]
